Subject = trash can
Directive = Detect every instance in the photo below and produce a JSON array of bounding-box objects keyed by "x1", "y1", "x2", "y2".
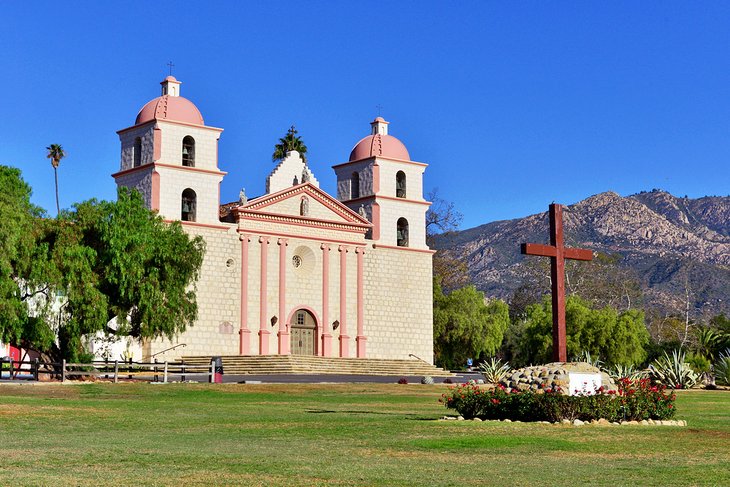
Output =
[{"x1": 211, "y1": 356, "x2": 224, "y2": 383}]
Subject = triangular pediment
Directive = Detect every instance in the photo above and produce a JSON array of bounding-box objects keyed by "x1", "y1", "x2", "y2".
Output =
[{"x1": 235, "y1": 183, "x2": 371, "y2": 231}]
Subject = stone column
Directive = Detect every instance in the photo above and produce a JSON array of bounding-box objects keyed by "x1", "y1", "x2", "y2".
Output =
[
  {"x1": 258, "y1": 236, "x2": 271, "y2": 355},
  {"x1": 239, "y1": 233, "x2": 251, "y2": 355},
  {"x1": 355, "y1": 246, "x2": 367, "y2": 358},
  {"x1": 320, "y1": 243, "x2": 332, "y2": 357},
  {"x1": 338, "y1": 245, "x2": 350, "y2": 357},
  {"x1": 277, "y1": 238, "x2": 290, "y2": 355}
]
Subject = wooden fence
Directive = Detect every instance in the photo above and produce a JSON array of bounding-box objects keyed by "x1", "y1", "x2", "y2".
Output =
[{"x1": 0, "y1": 358, "x2": 215, "y2": 383}]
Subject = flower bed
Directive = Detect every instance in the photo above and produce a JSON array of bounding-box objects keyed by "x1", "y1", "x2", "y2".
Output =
[{"x1": 440, "y1": 378, "x2": 676, "y2": 422}]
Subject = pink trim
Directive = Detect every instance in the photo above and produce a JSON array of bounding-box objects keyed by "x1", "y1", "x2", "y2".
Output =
[
  {"x1": 177, "y1": 220, "x2": 231, "y2": 230},
  {"x1": 338, "y1": 245, "x2": 349, "y2": 357},
  {"x1": 371, "y1": 195, "x2": 432, "y2": 206},
  {"x1": 112, "y1": 162, "x2": 227, "y2": 179},
  {"x1": 332, "y1": 157, "x2": 428, "y2": 169},
  {"x1": 321, "y1": 243, "x2": 332, "y2": 357},
  {"x1": 259, "y1": 236, "x2": 270, "y2": 355},
  {"x1": 237, "y1": 228, "x2": 365, "y2": 247},
  {"x1": 277, "y1": 238, "x2": 290, "y2": 355},
  {"x1": 371, "y1": 203, "x2": 381, "y2": 240},
  {"x1": 237, "y1": 211, "x2": 369, "y2": 234},
  {"x1": 239, "y1": 234, "x2": 251, "y2": 355},
  {"x1": 153, "y1": 127, "x2": 162, "y2": 162},
  {"x1": 154, "y1": 162, "x2": 227, "y2": 176},
  {"x1": 355, "y1": 246, "x2": 366, "y2": 358},
  {"x1": 151, "y1": 171, "x2": 160, "y2": 211},
  {"x1": 243, "y1": 182, "x2": 370, "y2": 225},
  {"x1": 117, "y1": 119, "x2": 224, "y2": 134},
  {"x1": 372, "y1": 243, "x2": 437, "y2": 254},
  {"x1": 373, "y1": 164, "x2": 380, "y2": 194}
]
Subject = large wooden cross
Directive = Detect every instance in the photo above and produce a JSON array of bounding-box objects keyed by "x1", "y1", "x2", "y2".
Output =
[{"x1": 521, "y1": 204, "x2": 593, "y2": 362}]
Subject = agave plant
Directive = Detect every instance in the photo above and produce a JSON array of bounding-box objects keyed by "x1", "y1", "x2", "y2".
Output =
[
  {"x1": 714, "y1": 349, "x2": 730, "y2": 386},
  {"x1": 572, "y1": 350, "x2": 604, "y2": 370},
  {"x1": 479, "y1": 357, "x2": 511, "y2": 384},
  {"x1": 608, "y1": 363, "x2": 647, "y2": 381},
  {"x1": 648, "y1": 350, "x2": 699, "y2": 389}
]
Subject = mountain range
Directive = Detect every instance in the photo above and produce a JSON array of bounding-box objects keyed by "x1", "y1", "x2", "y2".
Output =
[{"x1": 433, "y1": 190, "x2": 730, "y2": 319}]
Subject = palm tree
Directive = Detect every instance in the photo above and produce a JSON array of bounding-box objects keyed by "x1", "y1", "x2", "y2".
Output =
[
  {"x1": 272, "y1": 126, "x2": 307, "y2": 163},
  {"x1": 46, "y1": 144, "x2": 66, "y2": 215}
]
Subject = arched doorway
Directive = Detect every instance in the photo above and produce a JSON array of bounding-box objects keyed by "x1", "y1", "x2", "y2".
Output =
[{"x1": 290, "y1": 309, "x2": 317, "y2": 355}]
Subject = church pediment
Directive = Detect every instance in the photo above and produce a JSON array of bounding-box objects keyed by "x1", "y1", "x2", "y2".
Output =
[{"x1": 235, "y1": 183, "x2": 371, "y2": 232}]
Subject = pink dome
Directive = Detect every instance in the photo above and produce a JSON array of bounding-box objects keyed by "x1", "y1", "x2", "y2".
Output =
[
  {"x1": 135, "y1": 95, "x2": 204, "y2": 126},
  {"x1": 349, "y1": 134, "x2": 410, "y2": 161}
]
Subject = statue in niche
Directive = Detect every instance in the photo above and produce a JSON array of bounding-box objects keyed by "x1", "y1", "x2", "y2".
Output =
[
  {"x1": 239, "y1": 188, "x2": 247, "y2": 205},
  {"x1": 300, "y1": 197, "x2": 309, "y2": 216}
]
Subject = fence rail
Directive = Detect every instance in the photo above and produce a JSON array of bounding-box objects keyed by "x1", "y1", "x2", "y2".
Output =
[{"x1": 0, "y1": 358, "x2": 215, "y2": 383}]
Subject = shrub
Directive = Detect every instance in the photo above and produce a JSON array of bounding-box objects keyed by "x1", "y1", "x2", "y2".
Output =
[
  {"x1": 443, "y1": 378, "x2": 454, "y2": 384},
  {"x1": 397, "y1": 377, "x2": 408, "y2": 384},
  {"x1": 572, "y1": 350, "x2": 603, "y2": 369},
  {"x1": 715, "y1": 349, "x2": 730, "y2": 386},
  {"x1": 607, "y1": 363, "x2": 647, "y2": 381},
  {"x1": 440, "y1": 379, "x2": 676, "y2": 422},
  {"x1": 648, "y1": 350, "x2": 699, "y2": 389},
  {"x1": 479, "y1": 357, "x2": 511, "y2": 384}
]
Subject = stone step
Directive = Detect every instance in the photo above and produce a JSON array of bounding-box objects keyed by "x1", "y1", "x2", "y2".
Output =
[{"x1": 180, "y1": 355, "x2": 454, "y2": 377}]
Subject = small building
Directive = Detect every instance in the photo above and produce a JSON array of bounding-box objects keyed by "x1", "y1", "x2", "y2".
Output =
[{"x1": 112, "y1": 76, "x2": 434, "y2": 362}]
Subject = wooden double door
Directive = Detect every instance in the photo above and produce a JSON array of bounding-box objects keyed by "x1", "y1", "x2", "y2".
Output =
[{"x1": 291, "y1": 309, "x2": 317, "y2": 356}]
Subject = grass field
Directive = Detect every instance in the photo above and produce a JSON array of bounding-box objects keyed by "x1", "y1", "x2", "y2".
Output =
[{"x1": 0, "y1": 382, "x2": 728, "y2": 486}]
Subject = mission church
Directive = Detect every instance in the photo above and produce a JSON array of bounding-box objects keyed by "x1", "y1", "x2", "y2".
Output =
[{"x1": 111, "y1": 76, "x2": 435, "y2": 363}]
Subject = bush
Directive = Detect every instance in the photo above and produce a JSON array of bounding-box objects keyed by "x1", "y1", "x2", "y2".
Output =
[
  {"x1": 607, "y1": 363, "x2": 647, "y2": 381},
  {"x1": 440, "y1": 379, "x2": 676, "y2": 422},
  {"x1": 715, "y1": 349, "x2": 730, "y2": 386},
  {"x1": 648, "y1": 350, "x2": 699, "y2": 389},
  {"x1": 397, "y1": 377, "x2": 408, "y2": 384}
]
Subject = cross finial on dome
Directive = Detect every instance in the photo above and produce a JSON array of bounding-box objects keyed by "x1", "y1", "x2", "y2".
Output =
[
  {"x1": 160, "y1": 75, "x2": 182, "y2": 97},
  {"x1": 371, "y1": 117, "x2": 389, "y2": 136}
]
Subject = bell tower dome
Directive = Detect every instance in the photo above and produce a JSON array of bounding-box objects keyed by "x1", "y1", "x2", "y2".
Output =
[
  {"x1": 333, "y1": 118, "x2": 430, "y2": 250},
  {"x1": 112, "y1": 76, "x2": 226, "y2": 225}
]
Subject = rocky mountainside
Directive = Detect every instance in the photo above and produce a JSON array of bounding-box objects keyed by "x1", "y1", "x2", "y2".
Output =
[{"x1": 434, "y1": 190, "x2": 730, "y2": 318}]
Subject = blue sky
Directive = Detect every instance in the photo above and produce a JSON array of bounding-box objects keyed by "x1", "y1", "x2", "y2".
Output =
[{"x1": 2, "y1": 2, "x2": 729, "y2": 229}]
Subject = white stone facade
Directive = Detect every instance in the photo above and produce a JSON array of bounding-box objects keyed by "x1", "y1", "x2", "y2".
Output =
[{"x1": 115, "y1": 79, "x2": 434, "y2": 364}]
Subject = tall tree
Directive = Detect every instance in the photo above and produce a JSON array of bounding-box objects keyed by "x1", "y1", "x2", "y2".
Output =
[
  {"x1": 510, "y1": 295, "x2": 650, "y2": 367},
  {"x1": 272, "y1": 126, "x2": 307, "y2": 163},
  {"x1": 44, "y1": 188, "x2": 206, "y2": 360},
  {"x1": 433, "y1": 278, "x2": 510, "y2": 369},
  {"x1": 45, "y1": 144, "x2": 66, "y2": 215},
  {"x1": 0, "y1": 166, "x2": 55, "y2": 351}
]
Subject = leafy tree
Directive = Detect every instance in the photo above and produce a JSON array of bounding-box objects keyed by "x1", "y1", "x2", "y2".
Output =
[
  {"x1": 272, "y1": 126, "x2": 307, "y2": 163},
  {"x1": 42, "y1": 188, "x2": 206, "y2": 360},
  {"x1": 46, "y1": 144, "x2": 66, "y2": 215},
  {"x1": 0, "y1": 173, "x2": 206, "y2": 361},
  {"x1": 511, "y1": 295, "x2": 650, "y2": 367},
  {"x1": 0, "y1": 166, "x2": 55, "y2": 351},
  {"x1": 433, "y1": 278, "x2": 510, "y2": 369}
]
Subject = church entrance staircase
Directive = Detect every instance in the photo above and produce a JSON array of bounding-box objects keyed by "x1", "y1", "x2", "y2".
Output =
[{"x1": 180, "y1": 355, "x2": 454, "y2": 377}]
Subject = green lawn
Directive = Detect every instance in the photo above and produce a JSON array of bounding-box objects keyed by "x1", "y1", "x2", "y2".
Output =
[{"x1": 0, "y1": 383, "x2": 728, "y2": 486}]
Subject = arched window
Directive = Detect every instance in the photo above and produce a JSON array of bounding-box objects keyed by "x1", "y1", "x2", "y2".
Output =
[
  {"x1": 133, "y1": 137, "x2": 142, "y2": 167},
  {"x1": 181, "y1": 188, "x2": 197, "y2": 222},
  {"x1": 397, "y1": 218, "x2": 409, "y2": 247},
  {"x1": 182, "y1": 136, "x2": 195, "y2": 167},
  {"x1": 396, "y1": 171, "x2": 406, "y2": 198},
  {"x1": 351, "y1": 172, "x2": 360, "y2": 199}
]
